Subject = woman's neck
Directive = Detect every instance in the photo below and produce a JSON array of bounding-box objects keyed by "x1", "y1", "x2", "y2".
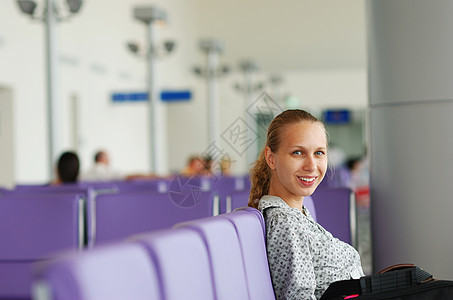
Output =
[{"x1": 268, "y1": 183, "x2": 304, "y2": 212}]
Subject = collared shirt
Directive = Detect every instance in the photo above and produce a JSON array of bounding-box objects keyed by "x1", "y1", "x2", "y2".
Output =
[{"x1": 258, "y1": 195, "x2": 364, "y2": 300}]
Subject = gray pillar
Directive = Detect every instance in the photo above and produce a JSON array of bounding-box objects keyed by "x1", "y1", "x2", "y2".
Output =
[
  {"x1": 146, "y1": 20, "x2": 160, "y2": 174},
  {"x1": 368, "y1": 0, "x2": 453, "y2": 279},
  {"x1": 240, "y1": 60, "x2": 259, "y2": 166},
  {"x1": 207, "y1": 49, "x2": 220, "y2": 147},
  {"x1": 45, "y1": 0, "x2": 62, "y2": 179},
  {"x1": 199, "y1": 38, "x2": 224, "y2": 147},
  {"x1": 133, "y1": 6, "x2": 167, "y2": 174}
]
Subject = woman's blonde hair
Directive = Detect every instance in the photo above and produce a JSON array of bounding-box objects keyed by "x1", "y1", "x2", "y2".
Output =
[{"x1": 248, "y1": 109, "x2": 326, "y2": 209}]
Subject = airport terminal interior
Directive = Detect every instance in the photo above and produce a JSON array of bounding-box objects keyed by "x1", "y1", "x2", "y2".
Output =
[{"x1": 1, "y1": 0, "x2": 453, "y2": 299}]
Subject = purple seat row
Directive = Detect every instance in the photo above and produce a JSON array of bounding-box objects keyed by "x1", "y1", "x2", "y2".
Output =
[
  {"x1": 0, "y1": 179, "x2": 354, "y2": 299},
  {"x1": 4, "y1": 181, "x2": 354, "y2": 248},
  {"x1": 0, "y1": 177, "x2": 244, "y2": 299},
  {"x1": 0, "y1": 194, "x2": 84, "y2": 299},
  {"x1": 32, "y1": 207, "x2": 276, "y2": 300},
  {"x1": 5, "y1": 174, "x2": 250, "y2": 196},
  {"x1": 0, "y1": 175, "x2": 251, "y2": 247}
]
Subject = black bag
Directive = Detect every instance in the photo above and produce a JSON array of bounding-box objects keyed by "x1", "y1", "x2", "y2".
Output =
[{"x1": 320, "y1": 264, "x2": 453, "y2": 299}]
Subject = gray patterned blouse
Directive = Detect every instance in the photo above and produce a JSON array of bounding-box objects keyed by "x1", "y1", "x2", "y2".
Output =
[{"x1": 258, "y1": 195, "x2": 364, "y2": 300}]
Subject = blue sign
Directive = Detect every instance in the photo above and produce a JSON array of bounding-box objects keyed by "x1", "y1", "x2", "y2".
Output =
[
  {"x1": 112, "y1": 92, "x2": 148, "y2": 102},
  {"x1": 323, "y1": 109, "x2": 351, "y2": 124},
  {"x1": 111, "y1": 90, "x2": 192, "y2": 103},
  {"x1": 160, "y1": 90, "x2": 191, "y2": 102}
]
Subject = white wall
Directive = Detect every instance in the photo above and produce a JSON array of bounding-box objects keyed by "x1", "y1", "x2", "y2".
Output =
[
  {"x1": 0, "y1": 87, "x2": 14, "y2": 188},
  {"x1": 192, "y1": 0, "x2": 366, "y2": 70},
  {"x1": 0, "y1": 0, "x2": 200, "y2": 183},
  {"x1": 0, "y1": 2, "x2": 47, "y2": 183}
]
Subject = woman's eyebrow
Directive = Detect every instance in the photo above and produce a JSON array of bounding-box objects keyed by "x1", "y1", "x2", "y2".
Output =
[{"x1": 289, "y1": 145, "x2": 327, "y2": 150}]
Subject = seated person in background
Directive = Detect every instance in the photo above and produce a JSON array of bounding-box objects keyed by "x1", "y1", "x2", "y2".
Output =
[
  {"x1": 52, "y1": 151, "x2": 80, "y2": 184},
  {"x1": 248, "y1": 109, "x2": 364, "y2": 300},
  {"x1": 346, "y1": 156, "x2": 370, "y2": 208},
  {"x1": 219, "y1": 157, "x2": 233, "y2": 176},
  {"x1": 346, "y1": 156, "x2": 369, "y2": 190},
  {"x1": 82, "y1": 149, "x2": 163, "y2": 181},
  {"x1": 202, "y1": 155, "x2": 215, "y2": 176},
  {"x1": 323, "y1": 144, "x2": 351, "y2": 188},
  {"x1": 180, "y1": 155, "x2": 206, "y2": 176},
  {"x1": 81, "y1": 150, "x2": 124, "y2": 182}
]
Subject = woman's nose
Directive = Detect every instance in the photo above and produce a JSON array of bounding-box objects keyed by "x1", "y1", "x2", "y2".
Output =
[{"x1": 303, "y1": 156, "x2": 316, "y2": 171}]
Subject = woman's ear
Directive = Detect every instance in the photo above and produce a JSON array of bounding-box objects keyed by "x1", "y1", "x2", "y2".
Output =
[{"x1": 265, "y1": 146, "x2": 276, "y2": 170}]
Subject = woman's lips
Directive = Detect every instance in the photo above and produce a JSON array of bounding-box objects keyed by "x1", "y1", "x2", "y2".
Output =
[{"x1": 297, "y1": 176, "x2": 317, "y2": 187}]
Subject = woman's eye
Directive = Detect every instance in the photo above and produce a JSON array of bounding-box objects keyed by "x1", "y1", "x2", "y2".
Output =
[
  {"x1": 292, "y1": 150, "x2": 302, "y2": 155},
  {"x1": 315, "y1": 151, "x2": 325, "y2": 156}
]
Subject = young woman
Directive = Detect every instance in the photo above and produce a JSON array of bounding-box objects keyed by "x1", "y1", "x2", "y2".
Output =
[{"x1": 249, "y1": 109, "x2": 364, "y2": 300}]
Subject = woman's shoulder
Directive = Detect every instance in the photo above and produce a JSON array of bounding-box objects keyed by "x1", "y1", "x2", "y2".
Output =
[
  {"x1": 258, "y1": 196, "x2": 305, "y2": 226},
  {"x1": 258, "y1": 195, "x2": 290, "y2": 211}
]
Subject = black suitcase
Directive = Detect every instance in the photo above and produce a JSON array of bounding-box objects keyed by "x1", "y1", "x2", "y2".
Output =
[{"x1": 321, "y1": 264, "x2": 453, "y2": 299}]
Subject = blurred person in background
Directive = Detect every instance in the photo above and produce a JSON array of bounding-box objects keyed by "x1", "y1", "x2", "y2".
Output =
[
  {"x1": 180, "y1": 155, "x2": 206, "y2": 177},
  {"x1": 81, "y1": 150, "x2": 124, "y2": 182},
  {"x1": 51, "y1": 151, "x2": 80, "y2": 184},
  {"x1": 219, "y1": 156, "x2": 233, "y2": 176}
]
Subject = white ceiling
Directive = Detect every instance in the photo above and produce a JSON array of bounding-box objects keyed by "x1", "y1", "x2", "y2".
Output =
[{"x1": 194, "y1": 0, "x2": 367, "y2": 71}]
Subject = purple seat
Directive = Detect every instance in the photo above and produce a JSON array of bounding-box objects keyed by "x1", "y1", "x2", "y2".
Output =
[
  {"x1": 214, "y1": 176, "x2": 248, "y2": 191},
  {"x1": 216, "y1": 176, "x2": 251, "y2": 214},
  {"x1": 243, "y1": 174, "x2": 252, "y2": 190},
  {"x1": 319, "y1": 167, "x2": 351, "y2": 188},
  {"x1": 2, "y1": 185, "x2": 96, "y2": 205},
  {"x1": 223, "y1": 190, "x2": 250, "y2": 214},
  {"x1": 223, "y1": 188, "x2": 315, "y2": 220},
  {"x1": 235, "y1": 206, "x2": 266, "y2": 236},
  {"x1": 88, "y1": 190, "x2": 216, "y2": 246},
  {"x1": 78, "y1": 181, "x2": 119, "y2": 193},
  {"x1": 0, "y1": 194, "x2": 83, "y2": 299},
  {"x1": 0, "y1": 187, "x2": 12, "y2": 195},
  {"x1": 11, "y1": 184, "x2": 116, "y2": 201},
  {"x1": 220, "y1": 208, "x2": 276, "y2": 300},
  {"x1": 131, "y1": 228, "x2": 215, "y2": 300},
  {"x1": 14, "y1": 183, "x2": 85, "y2": 193},
  {"x1": 310, "y1": 187, "x2": 356, "y2": 246},
  {"x1": 176, "y1": 216, "x2": 249, "y2": 300},
  {"x1": 33, "y1": 243, "x2": 161, "y2": 300},
  {"x1": 169, "y1": 175, "x2": 212, "y2": 191},
  {"x1": 111, "y1": 179, "x2": 170, "y2": 193},
  {"x1": 167, "y1": 175, "x2": 216, "y2": 212}
]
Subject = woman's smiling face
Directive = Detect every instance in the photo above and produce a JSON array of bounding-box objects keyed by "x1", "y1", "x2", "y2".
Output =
[{"x1": 265, "y1": 121, "x2": 328, "y2": 202}]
